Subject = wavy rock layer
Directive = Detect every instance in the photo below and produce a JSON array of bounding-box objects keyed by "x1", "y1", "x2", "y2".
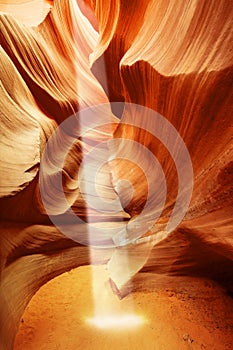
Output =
[{"x1": 0, "y1": 0, "x2": 233, "y2": 349}]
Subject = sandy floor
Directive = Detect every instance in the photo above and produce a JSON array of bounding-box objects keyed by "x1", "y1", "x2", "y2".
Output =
[{"x1": 14, "y1": 266, "x2": 233, "y2": 350}]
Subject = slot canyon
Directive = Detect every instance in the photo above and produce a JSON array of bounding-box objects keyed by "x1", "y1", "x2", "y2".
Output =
[{"x1": 0, "y1": 0, "x2": 232, "y2": 349}]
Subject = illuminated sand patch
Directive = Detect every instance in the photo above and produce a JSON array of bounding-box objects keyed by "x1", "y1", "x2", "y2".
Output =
[
  {"x1": 14, "y1": 266, "x2": 233, "y2": 350},
  {"x1": 87, "y1": 314, "x2": 145, "y2": 329}
]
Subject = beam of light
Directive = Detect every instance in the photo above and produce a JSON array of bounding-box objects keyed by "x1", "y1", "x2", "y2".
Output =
[{"x1": 73, "y1": 1, "x2": 145, "y2": 330}]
